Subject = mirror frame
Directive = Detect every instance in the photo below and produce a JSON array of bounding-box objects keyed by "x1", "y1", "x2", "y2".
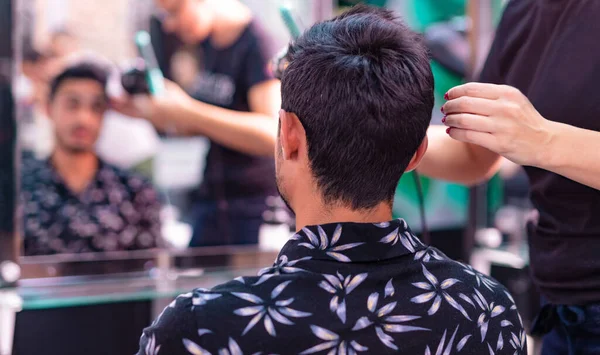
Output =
[{"x1": 0, "y1": 0, "x2": 19, "y2": 287}]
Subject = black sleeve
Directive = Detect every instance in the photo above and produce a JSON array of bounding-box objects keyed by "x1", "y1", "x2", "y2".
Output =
[
  {"x1": 244, "y1": 26, "x2": 277, "y2": 90},
  {"x1": 150, "y1": 15, "x2": 183, "y2": 81},
  {"x1": 478, "y1": 0, "x2": 531, "y2": 84}
]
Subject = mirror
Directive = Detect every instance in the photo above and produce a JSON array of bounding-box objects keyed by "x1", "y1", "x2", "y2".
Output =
[
  {"x1": 13, "y1": 0, "x2": 507, "y2": 277},
  {"x1": 15, "y1": 0, "x2": 329, "y2": 267}
]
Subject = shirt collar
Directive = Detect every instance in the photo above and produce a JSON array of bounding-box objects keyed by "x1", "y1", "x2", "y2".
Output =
[
  {"x1": 279, "y1": 218, "x2": 427, "y2": 264},
  {"x1": 42, "y1": 156, "x2": 107, "y2": 196}
]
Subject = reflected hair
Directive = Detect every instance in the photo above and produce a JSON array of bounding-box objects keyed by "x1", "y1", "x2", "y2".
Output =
[{"x1": 49, "y1": 61, "x2": 109, "y2": 101}]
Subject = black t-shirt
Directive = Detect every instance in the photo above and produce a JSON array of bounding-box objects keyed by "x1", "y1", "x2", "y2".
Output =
[
  {"x1": 192, "y1": 22, "x2": 278, "y2": 200},
  {"x1": 153, "y1": 20, "x2": 278, "y2": 201},
  {"x1": 480, "y1": 0, "x2": 600, "y2": 305}
]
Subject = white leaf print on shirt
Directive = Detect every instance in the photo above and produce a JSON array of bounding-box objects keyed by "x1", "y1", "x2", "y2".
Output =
[
  {"x1": 424, "y1": 326, "x2": 459, "y2": 355},
  {"x1": 352, "y1": 279, "x2": 429, "y2": 351},
  {"x1": 379, "y1": 226, "x2": 423, "y2": 253},
  {"x1": 411, "y1": 264, "x2": 471, "y2": 320},
  {"x1": 414, "y1": 248, "x2": 445, "y2": 263},
  {"x1": 456, "y1": 334, "x2": 472, "y2": 352},
  {"x1": 183, "y1": 338, "x2": 211, "y2": 355},
  {"x1": 253, "y1": 255, "x2": 312, "y2": 286},
  {"x1": 472, "y1": 288, "x2": 507, "y2": 343},
  {"x1": 182, "y1": 329, "x2": 243, "y2": 355},
  {"x1": 504, "y1": 290, "x2": 524, "y2": 328},
  {"x1": 509, "y1": 329, "x2": 527, "y2": 354},
  {"x1": 144, "y1": 334, "x2": 161, "y2": 355},
  {"x1": 300, "y1": 325, "x2": 368, "y2": 355},
  {"x1": 461, "y1": 264, "x2": 499, "y2": 291},
  {"x1": 319, "y1": 272, "x2": 367, "y2": 323},
  {"x1": 232, "y1": 281, "x2": 312, "y2": 337},
  {"x1": 299, "y1": 225, "x2": 364, "y2": 262}
]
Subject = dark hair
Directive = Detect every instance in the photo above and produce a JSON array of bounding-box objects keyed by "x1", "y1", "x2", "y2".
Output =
[
  {"x1": 281, "y1": 5, "x2": 434, "y2": 210},
  {"x1": 49, "y1": 61, "x2": 109, "y2": 101}
]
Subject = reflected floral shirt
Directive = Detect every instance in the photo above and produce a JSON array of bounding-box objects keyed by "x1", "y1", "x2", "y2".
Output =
[
  {"x1": 139, "y1": 219, "x2": 526, "y2": 355},
  {"x1": 20, "y1": 156, "x2": 162, "y2": 255}
]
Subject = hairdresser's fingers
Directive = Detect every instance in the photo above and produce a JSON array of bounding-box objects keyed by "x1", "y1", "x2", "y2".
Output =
[
  {"x1": 447, "y1": 127, "x2": 499, "y2": 152},
  {"x1": 443, "y1": 113, "x2": 497, "y2": 133},
  {"x1": 442, "y1": 96, "x2": 501, "y2": 116},
  {"x1": 446, "y1": 82, "x2": 509, "y2": 100}
]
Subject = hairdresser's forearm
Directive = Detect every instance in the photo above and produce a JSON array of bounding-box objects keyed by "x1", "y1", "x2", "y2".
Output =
[
  {"x1": 540, "y1": 121, "x2": 600, "y2": 190},
  {"x1": 175, "y1": 100, "x2": 277, "y2": 157},
  {"x1": 418, "y1": 125, "x2": 502, "y2": 185}
]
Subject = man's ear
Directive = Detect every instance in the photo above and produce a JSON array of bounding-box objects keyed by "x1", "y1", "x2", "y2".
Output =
[
  {"x1": 279, "y1": 109, "x2": 303, "y2": 161},
  {"x1": 405, "y1": 135, "x2": 428, "y2": 172}
]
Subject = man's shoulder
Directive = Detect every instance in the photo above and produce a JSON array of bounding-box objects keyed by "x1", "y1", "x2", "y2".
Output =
[
  {"x1": 21, "y1": 154, "x2": 46, "y2": 175},
  {"x1": 386, "y1": 250, "x2": 525, "y2": 353},
  {"x1": 20, "y1": 155, "x2": 51, "y2": 190},
  {"x1": 423, "y1": 249, "x2": 518, "y2": 305},
  {"x1": 167, "y1": 271, "x2": 314, "y2": 322}
]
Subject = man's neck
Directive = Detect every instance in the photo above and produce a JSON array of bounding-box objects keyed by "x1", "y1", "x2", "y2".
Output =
[
  {"x1": 209, "y1": 1, "x2": 253, "y2": 49},
  {"x1": 51, "y1": 148, "x2": 98, "y2": 194},
  {"x1": 294, "y1": 199, "x2": 393, "y2": 232}
]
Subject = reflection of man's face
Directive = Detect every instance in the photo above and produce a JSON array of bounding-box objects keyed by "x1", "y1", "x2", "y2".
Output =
[
  {"x1": 156, "y1": 0, "x2": 213, "y2": 44},
  {"x1": 48, "y1": 79, "x2": 107, "y2": 153}
]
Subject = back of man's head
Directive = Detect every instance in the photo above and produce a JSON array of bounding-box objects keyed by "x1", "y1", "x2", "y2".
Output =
[{"x1": 281, "y1": 5, "x2": 434, "y2": 210}]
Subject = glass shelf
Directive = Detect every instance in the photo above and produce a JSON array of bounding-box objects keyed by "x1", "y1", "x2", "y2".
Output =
[{"x1": 19, "y1": 267, "x2": 261, "y2": 310}]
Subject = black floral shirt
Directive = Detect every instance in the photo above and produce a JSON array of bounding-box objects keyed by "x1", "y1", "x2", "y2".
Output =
[
  {"x1": 20, "y1": 156, "x2": 162, "y2": 255},
  {"x1": 138, "y1": 219, "x2": 526, "y2": 355}
]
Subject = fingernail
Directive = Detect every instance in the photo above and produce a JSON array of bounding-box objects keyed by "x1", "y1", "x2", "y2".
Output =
[
  {"x1": 444, "y1": 92, "x2": 449, "y2": 100},
  {"x1": 441, "y1": 106, "x2": 445, "y2": 114},
  {"x1": 442, "y1": 116, "x2": 446, "y2": 123},
  {"x1": 446, "y1": 127, "x2": 451, "y2": 134}
]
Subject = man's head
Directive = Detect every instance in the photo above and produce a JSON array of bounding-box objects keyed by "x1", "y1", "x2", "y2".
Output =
[
  {"x1": 276, "y1": 5, "x2": 434, "y2": 213},
  {"x1": 47, "y1": 61, "x2": 109, "y2": 154},
  {"x1": 156, "y1": 0, "x2": 215, "y2": 44}
]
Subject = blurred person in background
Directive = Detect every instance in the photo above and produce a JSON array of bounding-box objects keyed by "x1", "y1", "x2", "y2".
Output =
[
  {"x1": 18, "y1": 31, "x2": 79, "y2": 159},
  {"x1": 17, "y1": 44, "x2": 62, "y2": 159},
  {"x1": 21, "y1": 61, "x2": 162, "y2": 256},
  {"x1": 113, "y1": 0, "x2": 281, "y2": 248},
  {"x1": 419, "y1": 0, "x2": 600, "y2": 353}
]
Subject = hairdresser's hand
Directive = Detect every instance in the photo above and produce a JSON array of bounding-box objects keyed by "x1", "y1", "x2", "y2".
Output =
[
  {"x1": 441, "y1": 82, "x2": 556, "y2": 167},
  {"x1": 111, "y1": 80, "x2": 193, "y2": 133}
]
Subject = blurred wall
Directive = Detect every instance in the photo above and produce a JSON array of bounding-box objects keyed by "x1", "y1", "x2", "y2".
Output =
[
  {"x1": 242, "y1": 0, "x2": 334, "y2": 48},
  {"x1": 27, "y1": 0, "x2": 333, "y2": 65},
  {"x1": 30, "y1": 0, "x2": 135, "y2": 63}
]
